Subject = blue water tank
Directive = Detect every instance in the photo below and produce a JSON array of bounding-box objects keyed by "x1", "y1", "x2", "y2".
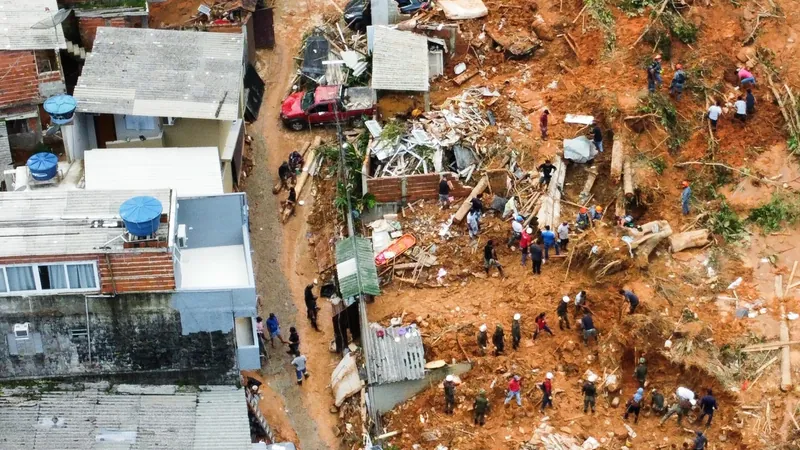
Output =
[
  {"x1": 27, "y1": 152, "x2": 59, "y2": 181},
  {"x1": 119, "y1": 196, "x2": 163, "y2": 237},
  {"x1": 43, "y1": 94, "x2": 77, "y2": 125}
]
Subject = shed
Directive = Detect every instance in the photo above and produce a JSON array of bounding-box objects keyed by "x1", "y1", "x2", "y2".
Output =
[
  {"x1": 335, "y1": 236, "x2": 381, "y2": 299},
  {"x1": 370, "y1": 27, "x2": 430, "y2": 92},
  {"x1": 365, "y1": 323, "x2": 426, "y2": 384}
]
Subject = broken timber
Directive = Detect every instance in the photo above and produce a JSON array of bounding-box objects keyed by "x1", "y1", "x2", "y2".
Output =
[
  {"x1": 623, "y1": 157, "x2": 635, "y2": 198},
  {"x1": 579, "y1": 167, "x2": 597, "y2": 204},
  {"x1": 778, "y1": 274, "x2": 793, "y2": 392},
  {"x1": 610, "y1": 140, "x2": 624, "y2": 182},
  {"x1": 454, "y1": 176, "x2": 488, "y2": 223},
  {"x1": 669, "y1": 229, "x2": 711, "y2": 253}
]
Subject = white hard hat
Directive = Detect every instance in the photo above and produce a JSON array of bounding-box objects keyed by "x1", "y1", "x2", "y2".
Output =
[
  {"x1": 479, "y1": 324, "x2": 487, "y2": 332},
  {"x1": 526, "y1": 227, "x2": 533, "y2": 234},
  {"x1": 562, "y1": 296, "x2": 570, "y2": 303},
  {"x1": 546, "y1": 372, "x2": 554, "y2": 380},
  {"x1": 446, "y1": 375, "x2": 454, "y2": 382},
  {"x1": 313, "y1": 278, "x2": 319, "y2": 285},
  {"x1": 690, "y1": 399, "x2": 697, "y2": 406},
  {"x1": 588, "y1": 374, "x2": 598, "y2": 382},
  {"x1": 514, "y1": 313, "x2": 521, "y2": 320}
]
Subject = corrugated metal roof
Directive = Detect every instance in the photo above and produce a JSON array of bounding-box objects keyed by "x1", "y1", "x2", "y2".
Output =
[
  {"x1": 73, "y1": 27, "x2": 243, "y2": 121},
  {"x1": 0, "y1": 121, "x2": 10, "y2": 169},
  {"x1": 0, "y1": 387, "x2": 251, "y2": 450},
  {"x1": 0, "y1": 0, "x2": 67, "y2": 50},
  {"x1": 335, "y1": 236, "x2": 381, "y2": 298},
  {"x1": 366, "y1": 324, "x2": 426, "y2": 384},
  {"x1": 371, "y1": 27, "x2": 429, "y2": 92},
  {"x1": 0, "y1": 189, "x2": 172, "y2": 257},
  {"x1": 84, "y1": 147, "x2": 224, "y2": 197}
]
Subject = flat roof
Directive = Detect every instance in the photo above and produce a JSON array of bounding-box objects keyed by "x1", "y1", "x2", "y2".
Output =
[
  {"x1": 84, "y1": 147, "x2": 224, "y2": 197},
  {"x1": 0, "y1": 189, "x2": 172, "y2": 257},
  {"x1": 0, "y1": 385, "x2": 252, "y2": 450},
  {"x1": 179, "y1": 245, "x2": 250, "y2": 289},
  {"x1": 73, "y1": 27, "x2": 243, "y2": 121},
  {"x1": 0, "y1": 0, "x2": 67, "y2": 50},
  {"x1": 370, "y1": 27, "x2": 429, "y2": 92}
]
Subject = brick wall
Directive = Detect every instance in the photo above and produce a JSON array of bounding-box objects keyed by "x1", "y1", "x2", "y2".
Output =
[
  {"x1": 0, "y1": 51, "x2": 40, "y2": 109},
  {"x1": 0, "y1": 252, "x2": 176, "y2": 294},
  {"x1": 367, "y1": 173, "x2": 472, "y2": 203},
  {"x1": 78, "y1": 15, "x2": 146, "y2": 51}
]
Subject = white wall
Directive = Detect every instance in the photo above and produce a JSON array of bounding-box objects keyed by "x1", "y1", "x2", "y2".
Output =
[
  {"x1": 63, "y1": 112, "x2": 91, "y2": 161},
  {"x1": 113, "y1": 114, "x2": 162, "y2": 141}
]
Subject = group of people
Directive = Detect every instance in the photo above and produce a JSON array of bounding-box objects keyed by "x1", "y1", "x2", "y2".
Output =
[{"x1": 277, "y1": 150, "x2": 306, "y2": 215}]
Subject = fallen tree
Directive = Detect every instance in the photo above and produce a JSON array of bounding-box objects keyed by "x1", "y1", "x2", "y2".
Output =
[
  {"x1": 453, "y1": 176, "x2": 488, "y2": 223},
  {"x1": 610, "y1": 140, "x2": 624, "y2": 182},
  {"x1": 669, "y1": 229, "x2": 711, "y2": 253}
]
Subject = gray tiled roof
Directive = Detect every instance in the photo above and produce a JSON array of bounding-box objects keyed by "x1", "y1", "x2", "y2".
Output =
[
  {"x1": 0, "y1": 0, "x2": 67, "y2": 50},
  {"x1": 371, "y1": 27, "x2": 429, "y2": 92}
]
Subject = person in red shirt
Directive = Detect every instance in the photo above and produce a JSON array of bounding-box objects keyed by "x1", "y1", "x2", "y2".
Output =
[
  {"x1": 504, "y1": 375, "x2": 522, "y2": 406},
  {"x1": 534, "y1": 312, "x2": 554, "y2": 340},
  {"x1": 519, "y1": 226, "x2": 532, "y2": 267},
  {"x1": 540, "y1": 372, "x2": 554, "y2": 412},
  {"x1": 540, "y1": 109, "x2": 550, "y2": 140}
]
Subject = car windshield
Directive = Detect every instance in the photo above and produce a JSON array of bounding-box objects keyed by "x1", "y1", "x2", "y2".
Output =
[{"x1": 301, "y1": 90, "x2": 316, "y2": 110}]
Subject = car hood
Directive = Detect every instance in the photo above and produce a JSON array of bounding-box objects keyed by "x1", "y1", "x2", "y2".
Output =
[{"x1": 281, "y1": 92, "x2": 305, "y2": 117}]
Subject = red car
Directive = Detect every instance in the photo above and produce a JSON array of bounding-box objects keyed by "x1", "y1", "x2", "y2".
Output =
[{"x1": 280, "y1": 85, "x2": 375, "y2": 131}]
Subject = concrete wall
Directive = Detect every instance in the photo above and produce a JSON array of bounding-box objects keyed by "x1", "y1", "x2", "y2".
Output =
[
  {"x1": 164, "y1": 118, "x2": 222, "y2": 150},
  {"x1": 112, "y1": 114, "x2": 162, "y2": 141},
  {"x1": 63, "y1": 112, "x2": 92, "y2": 162},
  {"x1": 106, "y1": 132, "x2": 164, "y2": 149},
  {"x1": 366, "y1": 172, "x2": 472, "y2": 203},
  {"x1": 0, "y1": 292, "x2": 239, "y2": 383}
]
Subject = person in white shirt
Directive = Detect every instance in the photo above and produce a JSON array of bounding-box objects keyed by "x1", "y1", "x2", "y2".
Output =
[
  {"x1": 557, "y1": 221, "x2": 571, "y2": 251},
  {"x1": 733, "y1": 95, "x2": 747, "y2": 124},
  {"x1": 291, "y1": 353, "x2": 310, "y2": 385},
  {"x1": 707, "y1": 101, "x2": 722, "y2": 132},
  {"x1": 507, "y1": 215, "x2": 524, "y2": 248}
]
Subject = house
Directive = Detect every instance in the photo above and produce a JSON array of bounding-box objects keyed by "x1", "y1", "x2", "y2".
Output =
[
  {"x1": 0, "y1": 188, "x2": 260, "y2": 383},
  {"x1": 64, "y1": 27, "x2": 247, "y2": 192},
  {"x1": 0, "y1": 0, "x2": 67, "y2": 167},
  {"x1": 73, "y1": 6, "x2": 149, "y2": 52}
]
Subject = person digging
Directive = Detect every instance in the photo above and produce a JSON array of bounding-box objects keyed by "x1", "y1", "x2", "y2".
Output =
[
  {"x1": 582, "y1": 374, "x2": 598, "y2": 414},
  {"x1": 492, "y1": 324, "x2": 505, "y2": 356},
  {"x1": 557, "y1": 295, "x2": 570, "y2": 330},
  {"x1": 443, "y1": 375, "x2": 457, "y2": 415},
  {"x1": 511, "y1": 313, "x2": 522, "y2": 350},
  {"x1": 476, "y1": 324, "x2": 488, "y2": 356},
  {"x1": 474, "y1": 389, "x2": 490, "y2": 426},
  {"x1": 624, "y1": 388, "x2": 644, "y2": 424},
  {"x1": 634, "y1": 357, "x2": 648, "y2": 388}
]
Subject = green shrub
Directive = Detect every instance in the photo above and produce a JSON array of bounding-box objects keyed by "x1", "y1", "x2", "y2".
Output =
[{"x1": 748, "y1": 194, "x2": 800, "y2": 233}]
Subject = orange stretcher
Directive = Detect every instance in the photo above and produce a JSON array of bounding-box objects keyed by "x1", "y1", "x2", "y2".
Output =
[{"x1": 375, "y1": 234, "x2": 416, "y2": 266}]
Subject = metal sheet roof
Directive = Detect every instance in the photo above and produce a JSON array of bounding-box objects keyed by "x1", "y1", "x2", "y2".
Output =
[
  {"x1": 0, "y1": 121, "x2": 10, "y2": 169},
  {"x1": 0, "y1": 386, "x2": 251, "y2": 450},
  {"x1": 366, "y1": 324, "x2": 426, "y2": 384},
  {"x1": 370, "y1": 27, "x2": 429, "y2": 92},
  {"x1": 0, "y1": 189, "x2": 172, "y2": 257},
  {"x1": 335, "y1": 236, "x2": 381, "y2": 298},
  {"x1": 0, "y1": 0, "x2": 67, "y2": 50},
  {"x1": 73, "y1": 27, "x2": 243, "y2": 121},
  {"x1": 84, "y1": 147, "x2": 224, "y2": 197}
]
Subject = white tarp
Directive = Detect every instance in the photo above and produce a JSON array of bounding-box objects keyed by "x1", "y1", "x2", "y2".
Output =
[
  {"x1": 331, "y1": 353, "x2": 362, "y2": 407},
  {"x1": 563, "y1": 136, "x2": 598, "y2": 164},
  {"x1": 437, "y1": 0, "x2": 488, "y2": 19},
  {"x1": 564, "y1": 114, "x2": 594, "y2": 125}
]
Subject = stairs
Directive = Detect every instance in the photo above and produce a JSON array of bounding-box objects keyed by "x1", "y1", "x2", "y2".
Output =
[{"x1": 65, "y1": 40, "x2": 88, "y2": 60}]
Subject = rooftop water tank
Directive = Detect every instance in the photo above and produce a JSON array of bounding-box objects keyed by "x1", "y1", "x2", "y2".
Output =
[
  {"x1": 119, "y1": 196, "x2": 163, "y2": 238},
  {"x1": 27, "y1": 152, "x2": 59, "y2": 181},
  {"x1": 43, "y1": 94, "x2": 77, "y2": 125}
]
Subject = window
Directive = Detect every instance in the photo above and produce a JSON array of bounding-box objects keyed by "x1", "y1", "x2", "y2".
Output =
[
  {"x1": 35, "y1": 50, "x2": 58, "y2": 74},
  {"x1": 6, "y1": 119, "x2": 30, "y2": 134},
  {"x1": 0, "y1": 262, "x2": 98, "y2": 295},
  {"x1": 309, "y1": 104, "x2": 329, "y2": 114}
]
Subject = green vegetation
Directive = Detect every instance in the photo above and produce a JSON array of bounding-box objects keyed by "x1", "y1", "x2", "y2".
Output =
[
  {"x1": 748, "y1": 194, "x2": 800, "y2": 233},
  {"x1": 380, "y1": 120, "x2": 405, "y2": 142},
  {"x1": 647, "y1": 156, "x2": 667, "y2": 175},
  {"x1": 643, "y1": 29, "x2": 672, "y2": 60},
  {"x1": 789, "y1": 135, "x2": 800, "y2": 157},
  {"x1": 322, "y1": 133, "x2": 378, "y2": 221},
  {"x1": 662, "y1": 11, "x2": 699, "y2": 44},
  {"x1": 637, "y1": 93, "x2": 690, "y2": 152},
  {"x1": 586, "y1": 0, "x2": 617, "y2": 53},
  {"x1": 617, "y1": 0, "x2": 661, "y2": 16},
  {"x1": 707, "y1": 201, "x2": 746, "y2": 240}
]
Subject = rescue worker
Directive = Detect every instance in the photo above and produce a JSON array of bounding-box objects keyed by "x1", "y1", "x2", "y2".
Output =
[
  {"x1": 484, "y1": 240, "x2": 504, "y2": 277},
  {"x1": 620, "y1": 289, "x2": 640, "y2": 314},
  {"x1": 557, "y1": 221, "x2": 570, "y2": 251},
  {"x1": 540, "y1": 373, "x2": 554, "y2": 412},
  {"x1": 534, "y1": 312, "x2": 554, "y2": 340},
  {"x1": 439, "y1": 175, "x2": 454, "y2": 209},
  {"x1": 746, "y1": 88, "x2": 756, "y2": 115},
  {"x1": 282, "y1": 187, "x2": 297, "y2": 217},
  {"x1": 467, "y1": 210, "x2": 480, "y2": 240},
  {"x1": 474, "y1": 389, "x2": 490, "y2": 425},
  {"x1": 505, "y1": 375, "x2": 523, "y2": 407},
  {"x1": 670, "y1": 64, "x2": 687, "y2": 101},
  {"x1": 443, "y1": 375, "x2": 456, "y2": 414},
  {"x1": 574, "y1": 290, "x2": 588, "y2": 317},
  {"x1": 707, "y1": 101, "x2": 722, "y2": 132},
  {"x1": 591, "y1": 120, "x2": 604, "y2": 153},
  {"x1": 470, "y1": 193, "x2": 484, "y2": 215},
  {"x1": 660, "y1": 391, "x2": 696, "y2": 427},
  {"x1": 304, "y1": 280, "x2": 320, "y2": 331},
  {"x1": 624, "y1": 388, "x2": 645, "y2": 424},
  {"x1": 520, "y1": 227, "x2": 532, "y2": 266},
  {"x1": 540, "y1": 109, "x2": 550, "y2": 140},
  {"x1": 511, "y1": 313, "x2": 522, "y2": 350},
  {"x1": 694, "y1": 430, "x2": 708, "y2": 450},
  {"x1": 696, "y1": 389, "x2": 718, "y2": 426},
  {"x1": 508, "y1": 215, "x2": 524, "y2": 248},
  {"x1": 530, "y1": 240, "x2": 544, "y2": 275},
  {"x1": 576, "y1": 207, "x2": 590, "y2": 230},
  {"x1": 590, "y1": 205, "x2": 603, "y2": 222},
  {"x1": 737, "y1": 66, "x2": 755, "y2": 86},
  {"x1": 541, "y1": 225, "x2": 559, "y2": 261},
  {"x1": 278, "y1": 161, "x2": 294, "y2": 190},
  {"x1": 492, "y1": 324, "x2": 505, "y2": 356},
  {"x1": 287, "y1": 326, "x2": 300, "y2": 357},
  {"x1": 476, "y1": 324, "x2": 488, "y2": 356},
  {"x1": 557, "y1": 296, "x2": 571, "y2": 330},
  {"x1": 582, "y1": 374, "x2": 598, "y2": 413},
  {"x1": 581, "y1": 311, "x2": 598, "y2": 346},
  {"x1": 650, "y1": 388, "x2": 667, "y2": 415},
  {"x1": 288, "y1": 150, "x2": 304, "y2": 173},
  {"x1": 538, "y1": 159, "x2": 556, "y2": 186},
  {"x1": 647, "y1": 54, "x2": 663, "y2": 93},
  {"x1": 634, "y1": 357, "x2": 648, "y2": 388}
]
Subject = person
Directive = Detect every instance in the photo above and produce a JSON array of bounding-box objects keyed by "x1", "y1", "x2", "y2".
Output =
[
  {"x1": 443, "y1": 374, "x2": 456, "y2": 414},
  {"x1": 288, "y1": 151, "x2": 305, "y2": 173},
  {"x1": 512, "y1": 313, "x2": 522, "y2": 350},
  {"x1": 737, "y1": 66, "x2": 755, "y2": 86},
  {"x1": 620, "y1": 289, "x2": 640, "y2": 314},
  {"x1": 508, "y1": 215, "x2": 524, "y2": 248},
  {"x1": 541, "y1": 225, "x2": 559, "y2": 261},
  {"x1": 530, "y1": 240, "x2": 543, "y2": 275},
  {"x1": 474, "y1": 389, "x2": 490, "y2": 425},
  {"x1": 647, "y1": 54, "x2": 663, "y2": 93},
  {"x1": 574, "y1": 290, "x2": 588, "y2": 317},
  {"x1": 540, "y1": 109, "x2": 549, "y2": 140},
  {"x1": 557, "y1": 221, "x2": 570, "y2": 251},
  {"x1": 266, "y1": 313, "x2": 287, "y2": 347},
  {"x1": 661, "y1": 390, "x2": 695, "y2": 427},
  {"x1": 439, "y1": 175, "x2": 454, "y2": 209},
  {"x1": 557, "y1": 296, "x2": 570, "y2": 330},
  {"x1": 707, "y1": 101, "x2": 722, "y2": 132},
  {"x1": 651, "y1": 389, "x2": 667, "y2": 415},
  {"x1": 534, "y1": 312, "x2": 554, "y2": 339},
  {"x1": 520, "y1": 227, "x2": 532, "y2": 266},
  {"x1": 291, "y1": 353, "x2": 310, "y2": 385},
  {"x1": 697, "y1": 389, "x2": 718, "y2": 426},
  {"x1": 470, "y1": 193, "x2": 484, "y2": 215},
  {"x1": 484, "y1": 240, "x2": 504, "y2": 276},
  {"x1": 477, "y1": 324, "x2": 488, "y2": 356},
  {"x1": 287, "y1": 326, "x2": 300, "y2": 356},
  {"x1": 540, "y1": 373, "x2": 554, "y2": 412},
  {"x1": 576, "y1": 207, "x2": 590, "y2": 231},
  {"x1": 670, "y1": 64, "x2": 687, "y2": 101},
  {"x1": 278, "y1": 161, "x2": 294, "y2": 190},
  {"x1": 538, "y1": 160, "x2": 556, "y2": 186},
  {"x1": 283, "y1": 187, "x2": 297, "y2": 216},
  {"x1": 581, "y1": 311, "x2": 598, "y2": 346},
  {"x1": 591, "y1": 121, "x2": 603, "y2": 153},
  {"x1": 492, "y1": 324, "x2": 505, "y2": 356},
  {"x1": 681, "y1": 180, "x2": 692, "y2": 215},
  {"x1": 694, "y1": 430, "x2": 708, "y2": 450},
  {"x1": 734, "y1": 95, "x2": 747, "y2": 124},
  {"x1": 634, "y1": 357, "x2": 648, "y2": 387},
  {"x1": 255, "y1": 316, "x2": 268, "y2": 358},
  {"x1": 590, "y1": 205, "x2": 603, "y2": 222},
  {"x1": 582, "y1": 374, "x2": 598, "y2": 413},
  {"x1": 304, "y1": 280, "x2": 320, "y2": 331},
  {"x1": 505, "y1": 375, "x2": 523, "y2": 407},
  {"x1": 746, "y1": 88, "x2": 756, "y2": 115},
  {"x1": 467, "y1": 210, "x2": 480, "y2": 239},
  {"x1": 624, "y1": 388, "x2": 645, "y2": 424}
]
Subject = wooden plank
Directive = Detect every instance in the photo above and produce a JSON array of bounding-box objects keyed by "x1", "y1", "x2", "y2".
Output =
[
  {"x1": 623, "y1": 156, "x2": 634, "y2": 198},
  {"x1": 741, "y1": 340, "x2": 800, "y2": 352},
  {"x1": 453, "y1": 176, "x2": 489, "y2": 223},
  {"x1": 779, "y1": 274, "x2": 793, "y2": 391},
  {"x1": 610, "y1": 139, "x2": 624, "y2": 182}
]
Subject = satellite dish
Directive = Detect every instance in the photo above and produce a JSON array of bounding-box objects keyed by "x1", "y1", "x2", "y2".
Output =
[
  {"x1": 30, "y1": 9, "x2": 72, "y2": 29},
  {"x1": 44, "y1": 124, "x2": 61, "y2": 137}
]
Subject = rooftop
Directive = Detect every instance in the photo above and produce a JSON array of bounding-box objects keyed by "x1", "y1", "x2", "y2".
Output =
[
  {"x1": 0, "y1": 122, "x2": 10, "y2": 169},
  {"x1": 365, "y1": 323, "x2": 425, "y2": 384},
  {"x1": 370, "y1": 27, "x2": 429, "y2": 92},
  {"x1": 73, "y1": 27, "x2": 244, "y2": 121},
  {"x1": 0, "y1": 189, "x2": 173, "y2": 258},
  {"x1": 84, "y1": 147, "x2": 224, "y2": 197},
  {"x1": 0, "y1": 385, "x2": 252, "y2": 450},
  {"x1": 0, "y1": 0, "x2": 67, "y2": 51}
]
